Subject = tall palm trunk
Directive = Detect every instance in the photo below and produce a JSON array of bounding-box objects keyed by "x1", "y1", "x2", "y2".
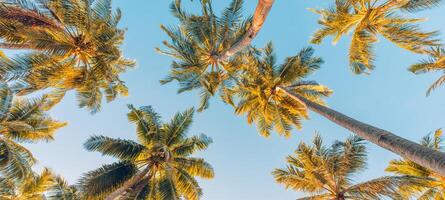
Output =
[
  {"x1": 216, "y1": 0, "x2": 275, "y2": 61},
  {"x1": 276, "y1": 86, "x2": 445, "y2": 176},
  {"x1": 105, "y1": 165, "x2": 151, "y2": 200}
]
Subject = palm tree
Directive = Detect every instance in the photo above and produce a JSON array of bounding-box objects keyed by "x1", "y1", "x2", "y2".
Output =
[
  {"x1": 273, "y1": 134, "x2": 416, "y2": 200},
  {"x1": 230, "y1": 43, "x2": 332, "y2": 137},
  {"x1": 158, "y1": 0, "x2": 255, "y2": 111},
  {"x1": 0, "y1": 0, "x2": 135, "y2": 113},
  {"x1": 386, "y1": 129, "x2": 445, "y2": 199},
  {"x1": 230, "y1": 43, "x2": 445, "y2": 176},
  {"x1": 409, "y1": 47, "x2": 445, "y2": 95},
  {"x1": 79, "y1": 105, "x2": 214, "y2": 200},
  {"x1": 45, "y1": 174, "x2": 82, "y2": 200},
  {"x1": 0, "y1": 168, "x2": 58, "y2": 200},
  {"x1": 310, "y1": 0, "x2": 440, "y2": 74},
  {"x1": 0, "y1": 83, "x2": 66, "y2": 181}
]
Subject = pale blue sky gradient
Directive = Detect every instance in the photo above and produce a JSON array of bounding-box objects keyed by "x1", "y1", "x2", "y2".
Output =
[{"x1": 22, "y1": 0, "x2": 445, "y2": 199}]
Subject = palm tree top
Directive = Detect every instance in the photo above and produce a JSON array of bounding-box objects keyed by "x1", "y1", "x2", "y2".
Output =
[
  {"x1": 0, "y1": 0, "x2": 135, "y2": 113},
  {"x1": 0, "y1": 82, "x2": 66, "y2": 180},
  {"x1": 273, "y1": 133, "x2": 415, "y2": 199},
  {"x1": 80, "y1": 105, "x2": 214, "y2": 199},
  {"x1": 0, "y1": 167, "x2": 74, "y2": 200},
  {"x1": 230, "y1": 43, "x2": 332, "y2": 137},
  {"x1": 310, "y1": 0, "x2": 440, "y2": 74},
  {"x1": 158, "y1": 0, "x2": 252, "y2": 111}
]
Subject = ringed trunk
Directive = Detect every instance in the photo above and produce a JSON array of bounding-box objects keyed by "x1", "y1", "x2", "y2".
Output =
[
  {"x1": 105, "y1": 165, "x2": 151, "y2": 200},
  {"x1": 216, "y1": 0, "x2": 275, "y2": 61},
  {"x1": 276, "y1": 86, "x2": 445, "y2": 176}
]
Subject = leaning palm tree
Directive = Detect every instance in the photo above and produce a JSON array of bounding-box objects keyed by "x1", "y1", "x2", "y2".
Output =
[
  {"x1": 386, "y1": 129, "x2": 445, "y2": 199},
  {"x1": 0, "y1": 168, "x2": 58, "y2": 200},
  {"x1": 273, "y1": 134, "x2": 417, "y2": 200},
  {"x1": 310, "y1": 0, "x2": 440, "y2": 74},
  {"x1": 230, "y1": 43, "x2": 332, "y2": 137},
  {"x1": 230, "y1": 43, "x2": 445, "y2": 176},
  {"x1": 0, "y1": 0, "x2": 135, "y2": 113},
  {"x1": 0, "y1": 83, "x2": 66, "y2": 181},
  {"x1": 79, "y1": 105, "x2": 214, "y2": 200},
  {"x1": 409, "y1": 47, "x2": 445, "y2": 95}
]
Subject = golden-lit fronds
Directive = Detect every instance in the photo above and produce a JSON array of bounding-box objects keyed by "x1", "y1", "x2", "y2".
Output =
[
  {"x1": 0, "y1": 168, "x2": 66, "y2": 200},
  {"x1": 158, "y1": 0, "x2": 250, "y2": 111},
  {"x1": 310, "y1": 0, "x2": 440, "y2": 74},
  {"x1": 386, "y1": 129, "x2": 445, "y2": 199},
  {"x1": 0, "y1": 0, "x2": 135, "y2": 113},
  {"x1": 409, "y1": 48, "x2": 445, "y2": 96},
  {"x1": 231, "y1": 43, "x2": 331, "y2": 137},
  {"x1": 80, "y1": 106, "x2": 214, "y2": 200},
  {"x1": 0, "y1": 83, "x2": 65, "y2": 181},
  {"x1": 273, "y1": 134, "x2": 416, "y2": 199}
]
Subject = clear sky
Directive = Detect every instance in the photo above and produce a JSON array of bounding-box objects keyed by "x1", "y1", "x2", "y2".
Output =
[{"x1": 21, "y1": 0, "x2": 445, "y2": 199}]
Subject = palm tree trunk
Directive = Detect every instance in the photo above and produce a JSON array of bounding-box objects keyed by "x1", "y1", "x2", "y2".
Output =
[
  {"x1": 216, "y1": 0, "x2": 275, "y2": 61},
  {"x1": 105, "y1": 165, "x2": 151, "y2": 200},
  {"x1": 276, "y1": 86, "x2": 445, "y2": 176}
]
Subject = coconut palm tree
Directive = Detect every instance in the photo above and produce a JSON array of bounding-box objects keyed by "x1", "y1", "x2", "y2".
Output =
[
  {"x1": 79, "y1": 105, "x2": 214, "y2": 200},
  {"x1": 0, "y1": 0, "x2": 135, "y2": 113},
  {"x1": 0, "y1": 83, "x2": 66, "y2": 181},
  {"x1": 158, "y1": 0, "x2": 255, "y2": 111},
  {"x1": 310, "y1": 0, "x2": 440, "y2": 74},
  {"x1": 409, "y1": 47, "x2": 445, "y2": 95},
  {"x1": 230, "y1": 43, "x2": 445, "y2": 176},
  {"x1": 229, "y1": 43, "x2": 332, "y2": 137},
  {"x1": 0, "y1": 168, "x2": 60, "y2": 200},
  {"x1": 386, "y1": 129, "x2": 445, "y2": 199},
  {"x1": 273, "y1": 134, "x2": 417, "y2": 200}
]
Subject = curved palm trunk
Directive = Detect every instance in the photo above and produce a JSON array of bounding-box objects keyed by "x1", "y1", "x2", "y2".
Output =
[
  {"x1": 105, "y1": 165, "x2": 151, "y2": 200},
  {"x1": 216, "y1": 0, "x2": 275, "y2": 61},
  {"x1": 276, "y1": 86, "x2": 445, "y2": 176}
]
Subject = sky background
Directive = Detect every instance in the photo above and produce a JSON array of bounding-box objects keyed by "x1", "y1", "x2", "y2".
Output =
[{"x1": 17, "y1": 0, "x2": 445, "y2": 199}]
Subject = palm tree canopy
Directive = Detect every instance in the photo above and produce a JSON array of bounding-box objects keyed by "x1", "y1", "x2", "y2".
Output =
[
  {"x1": 79, "y1": 105, "x2": 214, "y2": 200},
  {"x1": 158, "y1": 0, "x2": 252, "y2": 111},
  {"x1": 0, "y1": 82, "x2": 66, "y2": 180},
  {"x1": 386, "y1": 129, "x2": 445, "y2": 199},
  {"x1": 0, "y1": 0, "x2": 135, "y2": 113},
  {"x1": 310, "y1": 0, "x2": 440, "y2": 74},
  {"x1": 273, "y1": 134, "x2": 416, "y2": 199},
  {"x1": 0, "y1": 168, "x2": 66, "y2": 200},
  {"x1": 229, "y1": 43, "x2": 331, "y2": 137}
]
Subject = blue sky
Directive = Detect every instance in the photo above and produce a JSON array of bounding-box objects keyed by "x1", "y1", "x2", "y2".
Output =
[{"x1": 21, "y1": 0, "x2": 445, "y2": 199}]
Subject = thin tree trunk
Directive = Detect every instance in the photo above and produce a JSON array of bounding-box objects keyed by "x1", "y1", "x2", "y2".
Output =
[
  {"x1": 120, "y1": 176, "x2": 150, "y2": 199},
  {"x1": 105, "y1": 165, "x2": 151, "y2": 200},
  {"x1": 216, "y1": 0, "x2": 275, "y2": 62},
  {"x1": 276, "y1": 86, "x2": 445, "y2": 176}
]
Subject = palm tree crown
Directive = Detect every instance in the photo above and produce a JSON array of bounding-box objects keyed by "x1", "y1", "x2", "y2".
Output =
[
  {"x1": 273, "y1": 134, "x2": 413, "y2": 199},
  {"x1": 0, "y1": 0, "x2": 135, "y2": 113},
  {"x1": 310, "y1": 0, "x2": 440, "y2": 74},
  {"x1": 0, "y1": 168, "x2": 69, "y2": 200},
  {"x1": 386, "y1": 129, "x2": 445, "y2": 199},
  {"x1": 230, "y1": 43, "x2": 331, "y2": 137},
  {"x1": 158, "y1": 0, "x2": 251, "y2": 111},
  {"x1": 79, "y1": 105, "x2": 214, "y2": 200},
  {"x1": 0, "y1": 83, "x2": 66, "y2": 181}
]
